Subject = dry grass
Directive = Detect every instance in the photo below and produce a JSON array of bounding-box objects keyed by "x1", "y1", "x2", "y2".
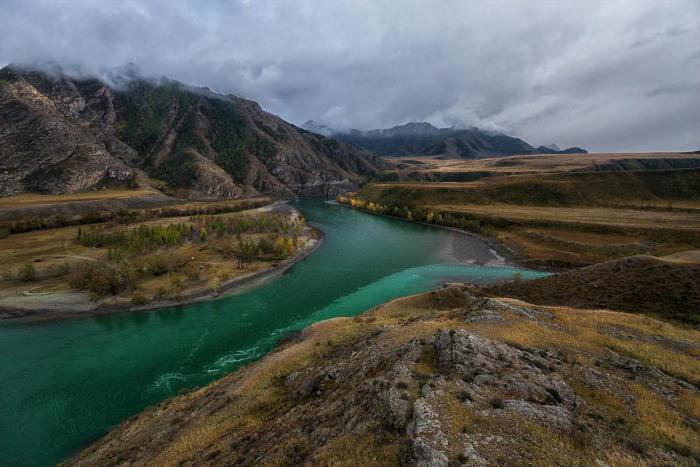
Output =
[
  {"x1": 470, "y1": 302, "x2": 700, "y2": 385},
  {"x1": 0, "y1": 188, "x2": 163, "y2": 208},
  {"x1": 387, "y1": 152, "x2": 700, "y2": 175},
  {"x1": 432, "y1": 204, "x2": 700, "y2": 231},
  {"x1": 67, "y1": 286, "x2": 700, "y2": 466},
  {"x1": 0, "y1": 206, "x2": 303, "y2": 312},
  {"x1": 356, "y1": 157, "x2": 700, "y2": 267}
]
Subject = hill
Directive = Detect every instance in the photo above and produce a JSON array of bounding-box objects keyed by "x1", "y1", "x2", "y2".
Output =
[
  {"x1": 0, "y1": 65, "x2": 385, "y2": 199},
  {"x1": 68, "y1": 286, "x2": 699, "y2": 466},
  {"x1": 303, "y1": 121, "x2": 586, "y2": 158},
  {"x1": 340, "y1": 156, "x2": 700, "y2": 268},
  {"x1": 481, "y1": 254, "x2": 700, "y2": 324}
]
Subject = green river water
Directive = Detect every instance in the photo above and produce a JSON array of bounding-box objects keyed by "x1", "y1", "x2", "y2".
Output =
[{"x1": 0, "y1": 199, "x2": 549, "y2": 466}]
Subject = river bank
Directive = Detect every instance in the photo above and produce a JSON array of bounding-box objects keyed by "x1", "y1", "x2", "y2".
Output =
[
  {"x1": 0, "y1": 198, "x2": 547, "y2": 466},
  {"x1": 67, "y1": 283, "x2": 700, "y2": 466},
  {"x1": 0, "y1": 203, "x2": 323, "y2": 322},
  {"x1": 330, "y1": 200, "x2": 535, "y2": 270}
]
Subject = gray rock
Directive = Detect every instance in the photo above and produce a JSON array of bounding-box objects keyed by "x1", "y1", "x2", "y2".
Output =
[{"x1": 409, "y1": 398, "x2": 449, "y2": 467}]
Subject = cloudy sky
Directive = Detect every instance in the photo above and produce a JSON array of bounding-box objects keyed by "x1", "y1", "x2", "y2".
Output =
[{"x1": 1, "y1": 0, "x2": 698, "y2": 152}]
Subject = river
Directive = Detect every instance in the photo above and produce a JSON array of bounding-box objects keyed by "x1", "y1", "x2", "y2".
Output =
[{"x1": 0, "y1": 199, "x2": 549, "y2": 466}]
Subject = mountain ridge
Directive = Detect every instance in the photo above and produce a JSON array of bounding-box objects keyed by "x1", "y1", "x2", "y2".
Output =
[
  {"x1": 302, "y1": 120, "x2": 587, "y2": 158},
  {"x1": 0, "y1": 65, "x2": 386, "y2": 199}
]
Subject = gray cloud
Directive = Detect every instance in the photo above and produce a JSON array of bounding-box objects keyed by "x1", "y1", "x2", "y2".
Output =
[{"x1": 1, "y1": 0, "x2": 698, "y2": 152}]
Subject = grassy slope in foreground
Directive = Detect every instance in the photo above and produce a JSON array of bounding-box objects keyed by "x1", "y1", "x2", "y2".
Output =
[{"x1": 68, "y1": 286, "x2": 699, "y2": 465}]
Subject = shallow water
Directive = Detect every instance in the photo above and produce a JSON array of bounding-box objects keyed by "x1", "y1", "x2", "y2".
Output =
[{"x1": 0, "y1": 199, "x2": 548, "y2": 466}]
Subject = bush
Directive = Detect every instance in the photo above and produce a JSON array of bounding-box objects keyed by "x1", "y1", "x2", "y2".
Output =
[
  {"x1": 67, "y1": 262, "x2": 135, "y2": 298},
  {"x1": 218, "y1": 270, "x2": 231, "y2": 281},
  {"x1": 458, "y1": 390, "x2": 473, "y2": 402},
  {"x1": 130, "y1": 294, "x2": 150, "y2": 306},
  {"x1": 17, "y1": 263, "x2": 36, "y2": 282},
  {"x1": 183, "y1": 262, "x2": 201, "y2": 280},
  {"x1": 489, "y1": 397, "x2": 504, "y2": 409}
]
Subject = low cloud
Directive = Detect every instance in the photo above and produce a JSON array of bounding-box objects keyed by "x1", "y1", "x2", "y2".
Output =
[{"x1": 1, "y1": 0, "x2": 698, "y2": 151}]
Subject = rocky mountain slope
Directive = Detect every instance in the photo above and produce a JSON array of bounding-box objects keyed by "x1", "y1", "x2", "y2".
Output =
[
  {"x1": 69, "y1": 286, "x2": 698, "y2": 466},
  {"x1": 304, "y1": 121, "x2": 587, "y2": 158},
  {"x1": 0, "y1": 66, "x2": 385, "y2": 199}
]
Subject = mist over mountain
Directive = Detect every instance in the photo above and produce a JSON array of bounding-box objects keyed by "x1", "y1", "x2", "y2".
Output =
[
  {"x1": 303, "y1": 121, "x2": 586, "y2": 158},
  {"x1": 0, "y1": 65, "x2": 385, "y2": 199}
]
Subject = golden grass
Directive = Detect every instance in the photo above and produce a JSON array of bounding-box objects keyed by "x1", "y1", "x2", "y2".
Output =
[
  {"x1": 631, "y1": 383, "x2": 699, "y2": 456},
  {"x1": 312, "y1": 432, "x2": 402, "y2": 466},
  {"x1": 0, "y1": 188, "x2": 163, "y2": 208},
  {"x1": 0, "y1": 205, "x2": 298, "y2": 309},
  {"x1": 521, "y1": 227, "x2": 641, "y2": 246},
  {"x1": 148, "y1": 316, "x2": 368, "y2": 465},
  {"x1": 388, "y1": 152, "x2": 700, "y2": 175},
  {"x1": 68, "y1": 286, "x2": 700, "y2": 465},
  {"x1": 431, "y1": 204, "x2": 700, "y2": 231},
  {"x1": 467, "y1": 303, "x2": 700, "y2": 385}
]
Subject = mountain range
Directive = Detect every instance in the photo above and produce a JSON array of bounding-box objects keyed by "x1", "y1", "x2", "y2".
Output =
[
  {"x1": 303, "y1": 120, "x2": 587, "y2": 158},
  {"x1": 0, "y1": 66, "x2": 385, "y2": 199}
]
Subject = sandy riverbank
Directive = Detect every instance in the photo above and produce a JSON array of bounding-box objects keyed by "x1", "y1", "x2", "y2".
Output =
[{"x1": 0, "y1": 207, "x2": 325, "y2": 322}]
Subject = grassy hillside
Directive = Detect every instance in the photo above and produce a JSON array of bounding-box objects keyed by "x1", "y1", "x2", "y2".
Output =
[
  {"x1": 383, "y1": 152, "x2": 700, "y2": 177},
  {"x1": 481, "y1": 254, "x2": 700, "y2": 325},
  {"x1": 343, "y1": 162, "x2": 700, "y2": 268},
  {"x1": 362, "y1": 169, "x2": 700, "y2": 207},
  {"x1": 68, "y1": 286, "x2": 700, "y2": 466}
]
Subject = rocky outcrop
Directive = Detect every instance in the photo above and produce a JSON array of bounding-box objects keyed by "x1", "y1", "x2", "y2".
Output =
[
  {"x1": 0, "y1": 65, "x2": 385, "y2": 199},
  {"x1": 68, "y1": 287, "x2": 699, "y2": 466}
]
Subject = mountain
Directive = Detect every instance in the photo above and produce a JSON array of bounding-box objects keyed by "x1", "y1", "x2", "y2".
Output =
[
  {"x1": 0, "y1": 66, "x2": 385, "y2": 199},
  {"x1": 302, "y1": 121, "x2": 587, "y2": 158}
]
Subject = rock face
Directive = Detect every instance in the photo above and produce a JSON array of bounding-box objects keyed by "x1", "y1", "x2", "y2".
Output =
[
  {"x1": 0, "y1": 65, "x2": 385, "y2": 198},
  {"x1": 304, "y1": 121, "x2": 587, "y2": 158},
  {"x1": 68, "y1": 287, "x2": 699, "y2": 466}
]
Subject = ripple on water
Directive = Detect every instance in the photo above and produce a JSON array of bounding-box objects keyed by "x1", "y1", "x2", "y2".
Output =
[
  {"x1": 207, "y1": 346, "x2": 262, "y2": 374},
  {"x1": 150, "y1": 372, "x2": 187, "y2": 393}
]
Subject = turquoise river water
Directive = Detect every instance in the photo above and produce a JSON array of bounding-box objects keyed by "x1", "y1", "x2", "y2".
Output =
[{"x1": 0, "y1": 199, "x2": 549, "y2": 466}]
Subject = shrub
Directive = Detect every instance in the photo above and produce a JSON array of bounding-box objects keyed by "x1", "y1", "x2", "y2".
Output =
[
  {"x1": 183, "y1": 262, "x2": 201, "y2": 280},
  {"x1": 131, "y1": 294, "x2": 150, "y2": 306},
  {"x1": 218, "y1": 270, "x2": 231, "y2": 282},
  {"x1": 67, "y1": 262, "x2": 135, "y2": 298},
  {"x1": 17, "y1": 263, "x2": 36, "y2": 282},
  {"x1": 545, "y1": 387, "x2": 563, "y2": 404},
  {"x1": 489, "y1": 397, "x2": 504, "y2": 409},
  {"x1": 458, "y1": 390, "x2": 473, "y2": 402},
  {"x1": 47, "y1": 263, "x2": 68, "y2": 277}
]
